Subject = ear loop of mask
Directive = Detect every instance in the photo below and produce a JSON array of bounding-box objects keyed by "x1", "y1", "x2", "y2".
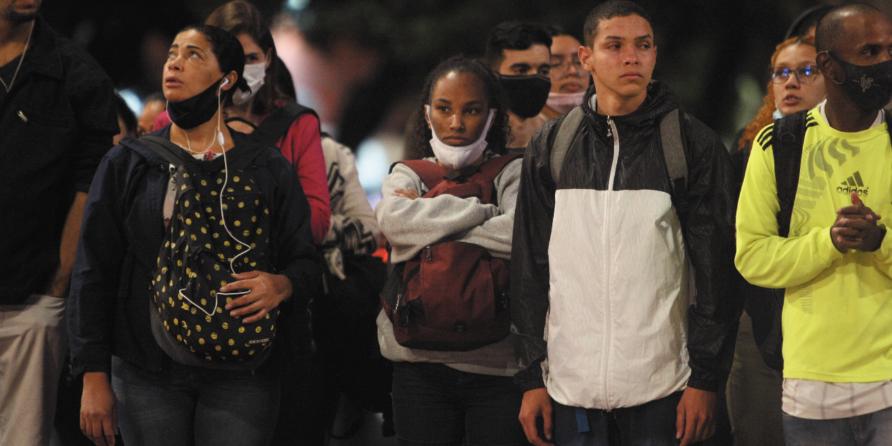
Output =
[{"x1": 178, "y1": 79, "x2": 252, "y2": 318}]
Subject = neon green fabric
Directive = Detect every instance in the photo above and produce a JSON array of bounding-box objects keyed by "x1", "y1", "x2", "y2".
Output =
[{"x1": 736, "y1": 107, "x2": 892, "y2": 382}]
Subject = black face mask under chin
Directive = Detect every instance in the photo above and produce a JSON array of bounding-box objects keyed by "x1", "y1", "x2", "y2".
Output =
[
  {"x1": 830, "y1": 52, "x2": 892, "y2": 112},
  {"x1": 500, "y1": 74, "x2": 552, "y2": 118},
  {"x1": 167, "y1": 79, "x2": 224, "y2": 130}
]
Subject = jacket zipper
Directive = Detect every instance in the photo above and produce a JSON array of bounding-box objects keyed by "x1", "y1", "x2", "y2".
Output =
[{"x1": 602, "y1": 116, "x2": 620, "y2": 409}]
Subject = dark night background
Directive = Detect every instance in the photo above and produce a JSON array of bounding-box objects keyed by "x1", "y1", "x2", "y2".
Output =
[{"x1": 39, "y1": 0, "x2": 892, "y2": 148}]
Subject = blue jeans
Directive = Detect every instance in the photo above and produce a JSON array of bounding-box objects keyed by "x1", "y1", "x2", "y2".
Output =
[
  {"x1": 783, "y1": 406, "x2": 892, "y2": 446},
  {"x1": 552, "y1": 392, "x2": 682, "y2": 446},
  {"x1": 111, "y1": 357, "x2": 280, "y2": 446},
  {"x1": 391, "y1": 362, "x2": 526, "y2": 446}
]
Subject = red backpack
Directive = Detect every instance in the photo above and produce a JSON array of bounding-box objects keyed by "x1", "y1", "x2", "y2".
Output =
[{"x1": 381, "y1": 154, "x2": 520, "y2": 351}]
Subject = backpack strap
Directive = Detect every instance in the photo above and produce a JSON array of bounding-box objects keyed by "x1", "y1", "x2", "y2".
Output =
[
  {"x1": 253, "y1": 103, "x2": 319, "y2": 147},
  {"x1": 659, "y1": 109, "x2": 687, "y2": 194},
  {"x1": 398, "y1": 160, "x2": 449, "y2": 191},
  {"x1": 477, "y1": 153, "x2": 522, "y2": 183},
  {"x1": 140, "y1": 135, "x2": 190, "y2": 166},
  {"x1": 771, "y1": 111, "x2": 807, "y2": 237},
  {"x1": 550, "y1": 106, "x2": 585, "y2": 185}
]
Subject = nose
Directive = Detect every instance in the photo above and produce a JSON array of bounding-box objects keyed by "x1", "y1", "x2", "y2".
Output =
[
  {"x1": 621, "y1": 46, "x2": 640, "y2": 66},
  {"x1": 784, "y1": 73, "x2": 801, "y2": 89},
  {"x1": 449, "y1": 113, "x2": 464, "y2": 131}
]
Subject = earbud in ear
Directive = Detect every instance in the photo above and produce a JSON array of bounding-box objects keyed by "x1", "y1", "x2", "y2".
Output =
[
  {"x1": 221, "y1": 78, "x2": 230, "y2": 87},
  {"x1": 217, "y1": 130, "x2": 225, "y2": 146}
]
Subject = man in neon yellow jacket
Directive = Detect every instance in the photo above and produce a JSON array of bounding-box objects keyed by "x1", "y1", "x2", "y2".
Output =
[{"x1": 736, "y1": 4, "x2": 892, "y2": 445}]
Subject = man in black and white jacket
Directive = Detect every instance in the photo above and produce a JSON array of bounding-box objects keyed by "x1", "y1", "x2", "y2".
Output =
[{"x1": 511, "y1": 2, "x2": 737, "y2": 445}]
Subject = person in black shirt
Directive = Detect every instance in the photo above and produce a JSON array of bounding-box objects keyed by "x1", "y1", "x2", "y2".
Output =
[{"x1": 0, "y1": 0, "x2": 118, "y2": 443}]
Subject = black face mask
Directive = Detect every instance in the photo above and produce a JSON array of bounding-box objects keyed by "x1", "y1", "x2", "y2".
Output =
[
  {"x1": 500, "y1": 74, "x2": 551, "y2": 118},
  {"x1": 830, "y1": 52, "x2": 892, "y2": 112},
  {"x1": 168, "y1": 79, "x2": 224, "y2": 129}
]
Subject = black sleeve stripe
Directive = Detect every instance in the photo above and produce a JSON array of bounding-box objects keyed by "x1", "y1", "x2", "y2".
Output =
[{"x1": 756, "y1": 124, "x2": 775, "y2": 148}]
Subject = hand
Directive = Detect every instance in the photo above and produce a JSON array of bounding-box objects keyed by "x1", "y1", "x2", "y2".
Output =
[
  {"x1": 831, "y1": 192, "x2": 885, "y2": 252},
  {"x1": 81, "y1": 372, "x2": 116, "y2": 446},
  {"x1": 676, "y1": 387, "x2": 716, "y2": 446},
  {"x1": 221, "y1": 271, "x2": 292, "y2": 324},
  {"x1": 394, "y1": 188, "x2": 419, "y2": 199},
  {"x1": 518, "y1": 387, "x2": 554, "y2": 446}
]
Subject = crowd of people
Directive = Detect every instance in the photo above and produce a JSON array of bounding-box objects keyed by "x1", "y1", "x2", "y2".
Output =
[{"x1": 2, "y1": 0, "x2": 892, "y2": 445}]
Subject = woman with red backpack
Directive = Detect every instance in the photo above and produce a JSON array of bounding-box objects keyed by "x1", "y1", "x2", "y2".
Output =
[{"x1": 376, "y1": 56, "x2": 526, "y2": 445}]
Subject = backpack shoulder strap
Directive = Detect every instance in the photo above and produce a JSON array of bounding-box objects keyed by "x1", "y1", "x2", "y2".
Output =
[
  {"x1": 885, "y1": 109, "x2": 892, "y2": 142},
  {"x1": 550, "y1": 106, "x2": 585, "y2": 185},
  {"x1": 253, "y1": 103, "x2": 319, "y2": 147},
  {"x1": 396, "y1": 160, "x2": 449, "y2": 191},
  {"x1": 771, "y1": 111, "x2": 807, "y2": 237},
  {"x1": 659, "y1": 109, "x2": 687, "y2": 194},
  {"x1": 139, "y1": 135, "x2": 189, "y2": 166},
  {"x1": 478, "y1": 153, "x2": 522, "y2": 182}
]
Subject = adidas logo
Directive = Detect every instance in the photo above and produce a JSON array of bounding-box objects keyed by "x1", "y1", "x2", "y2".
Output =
[{"x1": 837, "y1": 171, "x2": 870, "y2": 196}]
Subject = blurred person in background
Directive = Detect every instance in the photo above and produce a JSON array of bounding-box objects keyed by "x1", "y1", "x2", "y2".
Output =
[
  {"x1": 205, "y1": 0, "x2": 330, "y2": 246},
  {"x1": 729, "y1": 34, "x2": 825, "y2": 446},
  {"x1": 112, "y1": 92, "x2": 137, "y2": 145},
  {"x1": 484, "y1": 21, "x2": 552, "y2": 154},
  {"x1": 540, "y1": 26, "x2": 590, "y2": 121},
  {"x1": 138, "y1": 92, "x2": 165, "y2": 136}
]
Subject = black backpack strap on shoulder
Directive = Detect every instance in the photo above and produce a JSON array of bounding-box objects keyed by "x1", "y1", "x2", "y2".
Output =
[
  {"x1": 885, "y1": 109, "x2": 892, "y2": 142},
  {"x1": 253, "y1": 103, "x2": 319, "y2": 147},
  {"x1": 139, "y1": 135, "x2": 190, "y2": 167},
  {"x1": 659, "y1": 109, "x2": 687, "y2": 195},
  {"x1": 772, "y1": 112, "x2": 807, "y2": 237},
  {"x1": 550, "y1": 106, "x2": 585, "y2": 186}
]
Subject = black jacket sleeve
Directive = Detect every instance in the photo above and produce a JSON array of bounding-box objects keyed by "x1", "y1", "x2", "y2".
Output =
[
  {"x1": 67, "y1": 147, "x2": 130, "y2": 375},
  {"x1": 510, "y1": 119, "x2": 561, "y2": 391},
  {"x1": 269, "y1": 154, "x2": 321, "y2": 305},
  {"x1": 680, "y1": 115, "x2": 742, "y2": 391}
]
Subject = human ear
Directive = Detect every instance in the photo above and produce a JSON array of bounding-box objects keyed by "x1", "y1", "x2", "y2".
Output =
[{"x1": 817, "y1": 52, "x2": 844, "y2": 85}]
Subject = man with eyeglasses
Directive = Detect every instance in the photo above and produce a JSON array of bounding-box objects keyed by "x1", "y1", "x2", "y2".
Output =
[
  {"x1": 736, "y1": 4, "x2": 892, "y2": 445},
  {"x1": 540, "y1": 28, "x2": 591, "y2": 121}
]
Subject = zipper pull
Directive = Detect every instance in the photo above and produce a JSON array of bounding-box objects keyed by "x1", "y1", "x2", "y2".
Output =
[
  {"x1": 606, "y1": 116, "x2": 613, "y2": 139},
  {"x1": 425, "y1": 246, "x2": 432, "y2": 262},
  {"x1": 17, "y1": 110, "x2": 28, "y2": 123}
]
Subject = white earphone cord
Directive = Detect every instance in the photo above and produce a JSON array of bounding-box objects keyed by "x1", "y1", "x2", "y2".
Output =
[{"x1": 178, "y1": 79, "x2": 253, "y2": 318}]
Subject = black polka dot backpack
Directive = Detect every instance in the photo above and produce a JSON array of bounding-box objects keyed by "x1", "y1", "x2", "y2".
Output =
[{"x1": 142, "y1": 135, "x2": 279, "y2": 363}]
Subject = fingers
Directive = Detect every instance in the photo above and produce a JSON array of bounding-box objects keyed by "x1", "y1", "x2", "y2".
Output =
[
  {"x1": 241, "y1": 306, "x2": 269, "y2": 324},
  {"x1": 679, "y1": 413, "x2": 697, "y2": 446},
  {"x1": 102, "y1": 413, "x2": 117, "y2": 446},
  {"x1": 231, "y1": 271, "x2": 261, "y2": 280},
  {"x1": 219, "y1": 279, "x2": 253, "y2": 294},
  {"x1": 852, "y1": 191, "x2": 863, "y2": 207},
  {"x1": 542, "y1": 402, "x2": 554, "y2": 443},
  {"x1": 226, "y1": 291, "x2": 257, "y2": 311},
  {"x1": 675, "y1": 403, "x2": 685, "y2": 442}
]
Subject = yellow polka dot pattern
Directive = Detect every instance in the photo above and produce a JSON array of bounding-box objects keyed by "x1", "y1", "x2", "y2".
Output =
[{"x1": 150, "y1": 165, "x2": 278, "y2": 363}]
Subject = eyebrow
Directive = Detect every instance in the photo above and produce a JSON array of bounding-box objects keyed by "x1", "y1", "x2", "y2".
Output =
[
  {"x1": 185, "y1": 44, "x2": 206, "y2": 52},
  {"x1": 604, "y1": 34, "x2": 653, "y2": 41}
]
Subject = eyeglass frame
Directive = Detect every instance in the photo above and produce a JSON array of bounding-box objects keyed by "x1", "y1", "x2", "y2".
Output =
[
  {"x1": 550, "y1": 55, "x2": 584, "y2": 72},
  {"x1": 770, "y1": 64, "x2": 821, "y2": 84}
]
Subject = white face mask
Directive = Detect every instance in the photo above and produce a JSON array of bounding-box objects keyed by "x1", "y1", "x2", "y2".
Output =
[
  {"x1": 546, "y1": 91, "x2": 586, "y2": 114},
  {"x1": 232, "y1": 62, "x2": 267, "y2": 106},
  {"x1": 425, "y1": 106, "x2": 496, "y2": 170}
]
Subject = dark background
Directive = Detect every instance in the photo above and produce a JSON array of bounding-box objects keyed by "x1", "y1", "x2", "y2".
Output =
[{"x1": 40, "y1": 0, "x2": 892, "y2": 146}]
